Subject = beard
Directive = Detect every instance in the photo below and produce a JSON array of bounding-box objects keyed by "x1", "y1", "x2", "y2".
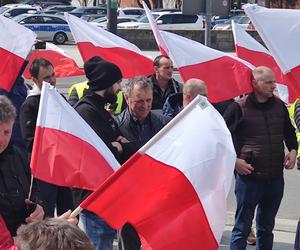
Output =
[{"x1": 104, "y1": 86, "x2": 117, "y2": 105}]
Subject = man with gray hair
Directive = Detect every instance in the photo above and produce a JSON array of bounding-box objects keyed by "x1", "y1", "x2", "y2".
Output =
[
  {"x1": 16, "y1": 218, "x2": 94, "y2": 250},
  {"x1": 114, "y1": 76, "x2": 170, "y2": 250},
  {"x1": 0, "y1": 95, "x2": 44, "y2": 238},
  {"x1": 163, "y1": 78, "x2": 208, "y2": 118}
]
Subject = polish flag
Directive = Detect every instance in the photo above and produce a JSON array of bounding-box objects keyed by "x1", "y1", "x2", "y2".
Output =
[
  {"x1": 64, "y1": 13, "x2": 154, "y2": 78},
  {"x1": 244, "y1": 4, "x2": 300, "y2": 102},
  {"x1": 143, "y1": 1, "x2": 169, "y2": 56},
  {"x1": 77, "y1": 96, "x2": 236, "y2": 249},
  {"x1": 232, "y1": 21, "x2": 284, "y2": 82},
  {"x1": 23, "y1": 42, "x2": 84, "y2": 79},
  {"x1": 159, "y1": 31, "x2": 254, "y2": 102},
  {"x1": 232, "y1": 22, "x2": 291, "y2": 102},
  {"x1": 31, "y1": 83, "x2": 120, "y2": 191},
  {"x1": 0, "y1": 15, "x2": 36, "y2": 91}
]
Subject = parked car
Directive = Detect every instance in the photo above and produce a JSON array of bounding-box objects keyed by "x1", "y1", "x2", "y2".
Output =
[
  {"x1": 90, "y1": 16, "x2": 137, "y2": 29},
  {"x1": 118, "y1": 11, "x2": 205, "y2": 30},
  {"x1": 13, "y1": 13, "x2": 72, "y2": 44},
  {"x1": 0, "y1": 4, "x2": 41, "y2": 18},
  {"x1": 19, "y1": 0, "x2": 71, "y2": 7},
  {"x1": 43, "y1": 5, "x2": 76, "y2": 15},
  {"x1": 81, "y1": 13, "x2": 106, "y2": 22},
  {"x1": 118, "y1": 7, "x2": 145, "y2": 18},
  {"x1": 69, "y1": 6, "x2": 106, "y2": 18},
  {"x1": 212, "y1": 15, "x2": 251, "y2": 30}
]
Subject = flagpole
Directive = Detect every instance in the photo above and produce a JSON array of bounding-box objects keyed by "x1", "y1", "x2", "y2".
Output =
[
  {"x1": 70, "y1": 206, "x2": 83, "y2": 218},
  {"x1": 139, "y1": 95, "x2": 208, "y2": 153},
  {"x1": 28, "y1": 175, "x2": 34, "y2": 200}
]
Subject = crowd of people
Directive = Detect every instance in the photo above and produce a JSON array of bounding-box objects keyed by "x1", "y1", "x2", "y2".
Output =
[{"x1": 0, "y1": 51, "x2": 299, "y2": 250}]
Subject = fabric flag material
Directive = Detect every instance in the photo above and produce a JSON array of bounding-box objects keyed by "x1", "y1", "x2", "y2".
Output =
[
  {"x1": 80, "y1": 96, "x2": 236, "y2": 249},
  {"x1": 31, "y1": 83, "x2": 120, "y2": 191},
  {"x1": 232, "y1": 22, "x2": 291, "y2": 102},
  {"x1": 0, "y1": 15, "x2": 36, "y2": 91},
  {"x1": 159, "y1": 30, "x2": 253, "y2": 102},
  {"x1": 143, "y1": 1, "x2": 169, "y2": 56},
  {"x1": 65, "y1": 13, "x2": 153, "y2": 78},
  {"x1": 23, "y1": 42, "x2": 84, "y2": 79},
  {"x1": 244, "y1": 4, "x2": 300, "y2": 102},
  {"x1": 232, "y1": 21, "x2": 284, "y2": 82}
]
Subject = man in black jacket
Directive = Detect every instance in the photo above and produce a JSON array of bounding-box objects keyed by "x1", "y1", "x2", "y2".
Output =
[
  {"x1": 74, "y1": 56, "x2": 135, "y2": 250},
  {"x1": 148, "y1": 55, "x2": 182, "y2": 110},
  {"x1": 20, "y1": 58, "x2": 73, "y2": 218},
  {"x1": 224, "y1": 66, "x2": 297, "y2": 250},
  {"x1": 114, "y1": 76, "x2": 170, "y2": 250},
  {"x1": 0, "y1": 95, "x2": 44, "y2": 236}
]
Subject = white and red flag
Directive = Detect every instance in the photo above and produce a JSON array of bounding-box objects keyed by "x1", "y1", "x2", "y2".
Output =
[
  {"x1": 142, "y1": 1, "x2": 169, "y2": 56},
  {"x1": 30, "y1": 82, "x2": 120, "y2": 191},
  {"x1": 76, "y1": 96, "x2": 236, "y2": 249},
  {"x1": 232, "y1": 21, "x2": 283, "y2": 82},
  {"x1": 244, "y1": 4, "x2": 300, "y2": 102},
  {"x1": 0, "y1": 15, "x2": 36, "y2": 91},
  {"x1": 24, "y1": 42, "x2": 84, "y2": 79},
  {"x1": 159, "y1": 30, "x2": 253, "y2": 102},
  {"x1": 65, "y1": 13, "x2": 153, "y2": 78}
]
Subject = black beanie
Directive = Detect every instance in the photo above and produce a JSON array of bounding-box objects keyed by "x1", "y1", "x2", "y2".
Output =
[{"x1": 84, "y1": 56, "x2": 122, "y2": 91}]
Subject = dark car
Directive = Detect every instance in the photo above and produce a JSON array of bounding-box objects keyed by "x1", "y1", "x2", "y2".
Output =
[
  {"x1": 81, "y1": 13, "x2": 105, "y2": 22},
  {"x1": 43, "y1": 5, "x2": 76, "y2": 14},
  {"x1": 69, "y1": 6, "x2": 107, "y2": 18}
]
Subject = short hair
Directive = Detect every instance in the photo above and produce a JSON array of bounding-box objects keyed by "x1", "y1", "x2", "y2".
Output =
[
  {"x1": 252, "y1": 66, "x2": 274, "y2": 82},
  {"x1": 124, "y1": 76, "x2": 153, "y2": 97},
  {"x1": 29, "y1": 58, "x2": 54, "y2": 79},
  {"x1": 183, "y1": 78, "x2": 208, "y2": 97},
  {"x1": 153, "y1": 55, "x2": 171, "y2": 67},
  {"x1": 16, "y1": 218, "x2": 95, "y2": 250},
  {"x1": 0, "y1": 95, "x2": 16, "y2": 123}
]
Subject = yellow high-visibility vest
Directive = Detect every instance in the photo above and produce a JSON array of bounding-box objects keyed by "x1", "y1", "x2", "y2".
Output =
[
  {"x1": 288, "y1": 99, "x2": 300, "y2": 158},
  {"x1": 68, "y1": 81, "x2": 124, "y2": 114},
  {"x1": 68, "y1": 81, "x2": 88, "y2": 99}
]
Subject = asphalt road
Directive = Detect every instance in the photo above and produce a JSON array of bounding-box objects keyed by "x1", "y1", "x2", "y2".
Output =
[{"x1": 55, "y1": 44, "x2": 300, "y2": 223}]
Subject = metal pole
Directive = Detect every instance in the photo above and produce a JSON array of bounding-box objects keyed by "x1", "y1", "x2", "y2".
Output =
[
  {"x1": 205, "y1": 0, "x2": 212, "y2": 47},
  {"x1": 107, "y1": 0, "x2": 118, "y2": 34}
]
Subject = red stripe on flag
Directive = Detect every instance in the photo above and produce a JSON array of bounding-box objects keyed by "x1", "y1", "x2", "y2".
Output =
[
  {"x1": 23, "y1": 50, "x2": 84, "y2": 79},
  {"x1": 77, "y1": 42, "x2": 154, "y2": 78},
  {"x1": 178, "y1": 56, "x2": 253, "y2": 102},
  {"x1": 31, "y1": 127, "x2": 114, "y2": 190},
  {"x1": 81, "y1": 152, "x2": 218, "y2": 250},
  {"x1": 0, "y1": 48, "x2": 24, "y2": 91},
  {"x1": 236, "y1": 45, "x2": 284, "y2": 83},
  {"x1": 284, "y1": 66, "x2": 300, "y2": 102},
  {"x1": 236, "y1": 45, "x2": 300, "y2": 102}
]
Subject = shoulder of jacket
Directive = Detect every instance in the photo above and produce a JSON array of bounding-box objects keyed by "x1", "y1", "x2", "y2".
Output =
[{"x1": 114, "y1": 109, "x2": 130, "y2": 127}]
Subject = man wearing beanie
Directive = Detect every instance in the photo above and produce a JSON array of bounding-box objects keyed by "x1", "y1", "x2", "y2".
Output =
[{"x1": 74, "y1": 56, "x2": 135, "y2": 250}]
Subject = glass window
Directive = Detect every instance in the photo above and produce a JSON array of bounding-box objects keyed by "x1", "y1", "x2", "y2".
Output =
[
  {"x1": 172, "y1": 14, "x2": 197, "y2": 24},
  {"x1": 20, "y1": 16, "x2": 44, "y2": 24},
  {"x1": 10, "y1": 8, "x2": 36, "y2": 17},
  {"x1": 123, "y1": 9, "x2": 143, "y2": 15},
  {"x1": 43, "y1": 16, "x2": 67, "y2": 24},
  {"x1": 158, "y1": 14, "x2": 172, "y2": 24}
]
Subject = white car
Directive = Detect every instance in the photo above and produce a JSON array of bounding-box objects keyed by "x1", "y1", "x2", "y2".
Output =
[
  {"x1": 90, "y1": 16, "x2": 138, "y2": 29},
  {"x1": 13, "y1": 13, "x2": 73, "y2": 44},
  {"x1": 118, "y1": 11, "x2": 205, "y2": 30},
  {"x1": 118, "y1": 7, "x2": 145, "y2": 18},
  {"x1": 213, "y1": 15, "x2": 252, "y2": 30},
  {"x1": 0, "y1": 4, "x2": 41, "y2": 18}
]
